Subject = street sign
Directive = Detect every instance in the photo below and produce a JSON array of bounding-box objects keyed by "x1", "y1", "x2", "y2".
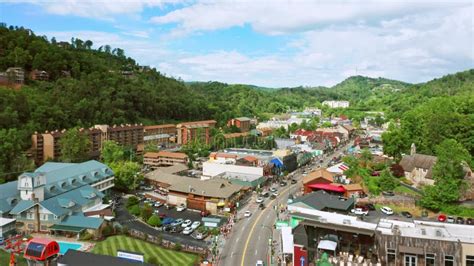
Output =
[{"x1": 300, "y1": 256, "x2": 306, "y2": 266}]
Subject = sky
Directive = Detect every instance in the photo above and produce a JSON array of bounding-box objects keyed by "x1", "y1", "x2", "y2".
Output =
[{"x1": 1, "y1": 0, "x2": 473, "y2": 87}]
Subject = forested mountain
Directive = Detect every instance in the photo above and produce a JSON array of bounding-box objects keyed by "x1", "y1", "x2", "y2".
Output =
[{"x1": 0, "y1": 25, "x2": 473, "y2": 179}]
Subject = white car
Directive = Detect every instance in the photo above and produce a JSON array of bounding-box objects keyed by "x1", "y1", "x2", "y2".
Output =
[
  {"x1": 380, "y1": 206, "x2": 394, "y2": 215},
  {"x1": 270, "y1": 187, "x2": 277, "y2": 192},
  {"x1": 272, "y1": 192, "x2": 279, "y2": 197},
  {"x1": 256, "y1": 197, "x2": 264, "y2": 203},
  {"x1": 181, "y1": 219, "x2": 192, "y2": 228},
  {"x1": 153, "y1": 209, "x2": 160, "y2": 214},
  {"x1": 244, "y1": 211, "x2": 252, "y2": 217},
  {"x1": 351, "y1": 208, "x2": 369, "y2": 216},
  {"x1": 153, "y1": 202, "x2": 163, "y2": 208},
  {"x1": 176, "y1": 204, "x2": 187, "y2": 212},
  {"x1": 191, "y1": 221, "x2": 201, "y2": 229},
  {"x1": 256, "y1": 260, "x2": 264, "y2": 266},
  {"x1": 183, "y1": 226, "x2": 194, "y2": 235}
]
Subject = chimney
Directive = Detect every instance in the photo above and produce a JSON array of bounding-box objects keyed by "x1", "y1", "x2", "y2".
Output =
[{"x1": 32, "y1": 193, "x2": 41, "y2": 232}]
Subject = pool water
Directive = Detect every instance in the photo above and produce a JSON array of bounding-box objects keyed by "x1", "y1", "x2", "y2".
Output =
[{"x1": 57, "y1": 241, "x2": 83, "y2": 254}]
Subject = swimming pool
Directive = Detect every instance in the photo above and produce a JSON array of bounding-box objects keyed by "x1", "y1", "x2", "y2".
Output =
[{"x1": 57, "y1": 241, "x2": 83, "y2": 254}]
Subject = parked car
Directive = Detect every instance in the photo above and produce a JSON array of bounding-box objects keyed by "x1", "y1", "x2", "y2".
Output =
[
  {"x1": 164, "y1": 203, "x2": 173, "y2": 210},
  {"x1": 191, "y1": 221, "x2": 201, "y2": 229},
  {"x1": 176, "y1": 204, "x2": 187, "y2": 212},
  {"x1": 351, "y1": 208, "x2": 369, "y2": 216},
  {"x1": 159, "y1": 213, "x2": 167, "y2": 219},
  {"x1": 162, "y1": 224, "x2": 173, "y2": 232},
  {"x1": 181, "y1": 219, "x2": 192, "y2": 228},
  {"x1": 192, "y1": 231, "x2": 208, "y2": 240},
  {"x1": 456, "y1": 217, "x2": 465, "y2": 224},
  {"x1": 270, "y1": 187, "x2": 277, "y2": 193},
  {"x1": 447, "y1": 216, "x2": 455, "y2": 223},
  {"x1": 279, "y1": 181, "x2": 287, "y2": 187},
  {"x1": 259, "y1": 203, "x2": 265, "y2": 210},
  {"x1": 153, "y1": 209, "x2": 160, "y2": 214},
  {"x1": 291, "y1": 179, "x2": 297, "y2": 184},
  {"x1": 154, "y1": 202, "x2": 163, "y2": 208},
  {"x1": 0, "y1": 237, "x2": 4, "y2": 245},
  {"x1": 170, "y1": 226, "x2": 183, "y2": 233},
  {"x1": 401, "y1": 211, "x2": 413, "y2": 218},
  {"x1": 438, "y1": 214, "x2": 447, "y2": 222},
  {"x1": 200, "y1": 210, "x2": 210, "y2": 217},
  {"x1": 244, "y1": 211, "x2": 252, "y2": 217},
  {"x1": 355, "y1": 205, "x2": 369, "y2": 212},
  {"x1": 380, "y1": 206, "x2": 394, "y2": 215},
  {"x1": 162, "y1": 217, "x2": 175, "y2": 225},
  {"x1": 183, "y1": 226, "x2": 194, "y2": 235},
  {"x1": 256, "y1": 197, "x2": 264, "y2": 203},
  {"x1": 171, "y1": 218, "x2": 184, "y2": 227},
  {"x1": 365, "y1": 203, "x2": 376, "y2": 211},
  {"x1": 466, "y1": 218, "x2": 473, "y2": 225},
  {"x1": 382, "y1": 191, "x2": 395, "y2": 197}
]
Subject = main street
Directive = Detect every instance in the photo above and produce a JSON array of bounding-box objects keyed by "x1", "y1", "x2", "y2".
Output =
[{"x1": 218, "y1": 142, "x2": 353, "y2": 266}]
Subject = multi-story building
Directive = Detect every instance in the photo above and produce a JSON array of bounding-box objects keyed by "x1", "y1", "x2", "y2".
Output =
[
  {"x1": 0, "y1": 160, "x2": 113, "y2": 235},
  {"x1": 6, "y1": 67, "x2": 25, "y2": 84},
  {"x1": 31, "y1": 127, "x2": 102, "y2": 165},
  {"x1": 176, "y1": 120, "x2": 216, "y2": 145},
  {"x1": 94, "y1": 124, "x2": 144, "y2": 151},
  {"x1": 322, "y1": 100, "x2": 350, "y2": 108},
  {"x1": 143, "y1": 151, "x2": 189, "y2": 169},
  {"x1": 143, "y1": 124, "x2": 177, "y2": 147},
  {"x1": 227, "y1": 117, "x2": 251, "y2": 132},
  {"x1": 30, "y1": 70, "x2": 49, "y2": 81}
]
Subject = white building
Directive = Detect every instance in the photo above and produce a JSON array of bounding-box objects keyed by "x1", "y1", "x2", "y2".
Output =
[{"x1": 322, "y1": 100, "x2": 350, "y2": 108}]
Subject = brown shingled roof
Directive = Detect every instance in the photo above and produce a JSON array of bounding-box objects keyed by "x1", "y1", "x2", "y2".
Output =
[
  {"x1": 303, "y1": 168, "x2": 335, "y2": 184},
  {"x1": 399, "y1": 154, "x2": 437, "y2": 178}
]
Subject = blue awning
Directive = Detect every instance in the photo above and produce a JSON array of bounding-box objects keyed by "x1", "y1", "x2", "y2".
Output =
[{"x1": 271, "y1": 158, "x2": 283, "y2": 168}]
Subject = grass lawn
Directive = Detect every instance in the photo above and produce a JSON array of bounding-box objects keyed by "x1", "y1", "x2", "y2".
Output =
[
  {"x1": 0, "y1": 249, "x2": 28, "y2": 266},
  {"x1": 90, "y1": 235, "x2": 198, "y2": 266},
  {"x1": 393, "y1": 185, "x2": 421, "y2": 197}
]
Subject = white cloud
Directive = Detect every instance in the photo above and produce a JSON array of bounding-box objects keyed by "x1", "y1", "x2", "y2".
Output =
[
  {"x1": 4, "y1": 0, "x2": 188, "y2": 19},
  {"x1": 150, "y1": 0, "x2": 471, "y2": 36}
]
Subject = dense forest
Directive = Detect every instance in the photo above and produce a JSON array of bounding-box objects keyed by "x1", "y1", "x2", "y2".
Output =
[{"x1": 0, "y1": 25, "x2": 473, "y2": 179}]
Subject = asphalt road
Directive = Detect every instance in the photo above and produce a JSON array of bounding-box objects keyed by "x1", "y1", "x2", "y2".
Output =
[{"x1": 219, "y1": 142, "x2": 353, "y2": 266}]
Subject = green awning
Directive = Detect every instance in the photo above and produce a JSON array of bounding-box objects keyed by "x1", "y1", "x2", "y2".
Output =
[{"x1": 49, "y1": 224, "x2": 85, "y2": 233}]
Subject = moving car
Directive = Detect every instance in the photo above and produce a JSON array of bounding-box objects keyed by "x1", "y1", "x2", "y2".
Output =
[
  {"x1": 270, "y1": 187, "x2": 277, "y2": 193},
  {"x1": 171, "y1": 218, "x2": 184, "y2": 227},
  {"x1": 261, "y1": 192, "x2": 270, "y2": 198},
  {"x1": 438, "y1": 214, "x2": 447, "y2": 222},
  {"x1": 259, "y1": 203, "x2": 265, "y2": 210},
  {"x1": 291, "y1": 179, "x2": 297, "y2": 184},
  {"x1": 191, "y1": 221, "x2": 201, "y2": 229},
  {"x1": 244, "y1": 211, "x2": 252, "y2": 217},
  {"x1": 256, "y1": 197, "x2": 264, "y2": 203},
  {"x1": 181, "y1": 219, "x2": 192, "y2": 228},
  {"x1": 401, "y1": 211, "x2": 412, "y2": 218},
  {"x1": 380, "y1": 206, "x2": 394, "y2": 215},
  {"x1": 176, "y1": 204, "x2": 187, "y2": 212},
  {"x1": 447, "y1": 216, "x2": 455, "y2": 223},
  {"x1": 183, "y1": 226, "x2": 194, "y2": 235},
  {"x1": 351, "y1": 208, "x2": 369, "y2": 216},
  {"x1": 279, "y1": 181, "x2": 287, "y2": 187},
  {"x1": 272, "y1": 191, "x2": 279, "y2": 197},
  {"x1": 256, "y1": 260, "x2": 264, "y2": 266}
]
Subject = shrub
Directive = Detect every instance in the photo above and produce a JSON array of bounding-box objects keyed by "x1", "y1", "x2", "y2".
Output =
[
  {"x1": 147, "y1": 214, "x2": 161, "y2": 227},
  {"x1": 79, "y1": 231, "x2": 93, "y2": 241},
  {"x1": 102, "y1": 224, "x2": 114, "y2": 237},
  {"x1": 174, "y1": 243, "x2": 182, "y2": 251},
  {"x1": 141, "y1": 203, "x2": 153, "y2": 221},
  {"x1": 130, "y1": 205, "x2": 140, "y2": 216},
  {"x1": 126, "y1": 196, "x2": 139, "y2": 208}
]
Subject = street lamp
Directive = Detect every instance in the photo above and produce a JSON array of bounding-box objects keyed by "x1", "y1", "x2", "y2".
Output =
[{"x1": 261, "y1": 224, "x2": 274, "y2": 266}]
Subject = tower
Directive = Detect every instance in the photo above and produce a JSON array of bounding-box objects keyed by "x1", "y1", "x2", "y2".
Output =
[
  {"x1": 18, "y1": 173, "x2": 46, "y2": 201},
  {"x1": 410, "y1": 143, "x2": 416, "y2": 156}
]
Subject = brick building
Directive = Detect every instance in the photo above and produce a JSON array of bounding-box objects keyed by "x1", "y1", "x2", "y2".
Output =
[
  {"x1": 30, "y1": 70, "x2": 49, "y2": 81},
  {"x1": 176, "y1": 120, "x2": 216, "y2": 145},
  {"x1": 143, "y1": 124, "x2": 176, "y2": 147},
  {"x1": 94, "y1": 124, "x2": 144, "y2": 151},
  {"x1": 143, "y1": 151, "x2": 189, "y2": 169},
  {"x1": 227, "y1": 117, "x2": 251, "y2": 132}
]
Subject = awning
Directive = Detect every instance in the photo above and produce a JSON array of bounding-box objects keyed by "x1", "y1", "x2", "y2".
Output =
[
  {"x1": 49, "y1": 224, "x2": 85, "y2": 233},
  {"x1": 217, "y1": 201, "x2": 226, "y2": 207},
  {"x1": 307, "y1": 183, "x2": 346, "y2": 193},
  {"x1": 317, "y1": 240, "x2": 337, "y2": 251},
  {"x1": 399, "y1": 245, "x2": 424, "y2": 255}
]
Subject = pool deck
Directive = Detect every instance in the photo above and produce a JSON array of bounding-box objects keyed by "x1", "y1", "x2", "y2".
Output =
[{"x1": 29, "y1": 233, "x2": 95, "y2": 252}]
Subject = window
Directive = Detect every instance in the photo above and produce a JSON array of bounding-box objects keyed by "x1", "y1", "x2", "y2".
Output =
[
  {"x1": 445, "y1": 255, "x2": 455, "y2": 266},
  {"x1": 466, "y1": 256, "x2": 474, "y2": 266},
  {"x1": 27, "y1": 212, "x2": 34, "y2": 219},
  {"x1": 387, "y1": 248, "x2": 396, "y2": 264},
  {"x1": 426, "y1": 253, "x2": 435, "y2": 266}
]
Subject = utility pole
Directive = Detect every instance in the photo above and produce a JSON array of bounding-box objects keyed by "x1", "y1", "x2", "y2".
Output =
[{"x1": 261, "y1": 225, "x2": 274, "y2": 266}]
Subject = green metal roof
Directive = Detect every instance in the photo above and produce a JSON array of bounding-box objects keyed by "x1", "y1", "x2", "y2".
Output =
[
  {"x1": 40, "y1": 185, "x2": 104, "y2": 216},
  {"x1": 49, "y1": 224, "x2": 85, "y2": 233},
  {"x1": 56, "y1": 215, "x2": 104, "y2": 230},
  {"x1": 9, "y1": 200, "x2": 34, "y2": 215},
  {"x1": 0, "y1": 181, "x2": 20, "y2": 213}
]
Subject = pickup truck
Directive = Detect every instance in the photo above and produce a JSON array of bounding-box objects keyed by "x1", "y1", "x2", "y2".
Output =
[{"x1": 351, "y1": 208, "x2": 369, "y2": 216}]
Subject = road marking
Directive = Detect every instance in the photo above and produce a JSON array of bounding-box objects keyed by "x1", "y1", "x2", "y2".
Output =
[
  {"x1": 240, "y1": 184, "x2": 293, "y2": 266},
  {"x1": 255, "y1": 249, "x2": 258, "y2": 255}
]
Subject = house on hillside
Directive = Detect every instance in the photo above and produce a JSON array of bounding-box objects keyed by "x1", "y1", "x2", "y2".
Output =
[{"x1": 399, "y1": 144, "x2": 437, "y2": 186}]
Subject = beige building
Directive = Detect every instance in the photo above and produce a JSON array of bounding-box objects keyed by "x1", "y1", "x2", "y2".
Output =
[
  {"x1": 143, "y1": 151, "x2": 189, "y2": 169},
  {"x1": 143, "y1": 124, "x2": 177, "y2": 146},
  {"x1": 176, "y1": 120, "x2": 216, "y2": 145}
]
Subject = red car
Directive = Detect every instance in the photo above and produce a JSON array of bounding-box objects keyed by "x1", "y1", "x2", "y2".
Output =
[{"x1": 438, "y1": 214, "x2": 447, "y2": 222}]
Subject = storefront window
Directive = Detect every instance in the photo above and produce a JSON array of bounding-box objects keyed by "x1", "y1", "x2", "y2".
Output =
[
  {"x1": 425, "y1": 253, "x2": 435, "y2": 266},
  {"x1": 445, "y1": 255, "x2": 455, "y2": 266}
]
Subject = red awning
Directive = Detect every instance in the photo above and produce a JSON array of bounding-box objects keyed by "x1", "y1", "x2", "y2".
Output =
[{"x1": 307, "y1": 183, "x2": 346, "y2": 193}]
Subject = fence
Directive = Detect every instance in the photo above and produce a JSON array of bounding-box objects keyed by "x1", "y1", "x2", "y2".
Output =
[{"x1": 128, "y1": 229, "x2": 207, "y2": 254}]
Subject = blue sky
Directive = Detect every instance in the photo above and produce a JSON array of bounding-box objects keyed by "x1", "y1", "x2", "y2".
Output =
[{"x1": 1, "y1": 0, "x2": 473, "y2": 87}]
